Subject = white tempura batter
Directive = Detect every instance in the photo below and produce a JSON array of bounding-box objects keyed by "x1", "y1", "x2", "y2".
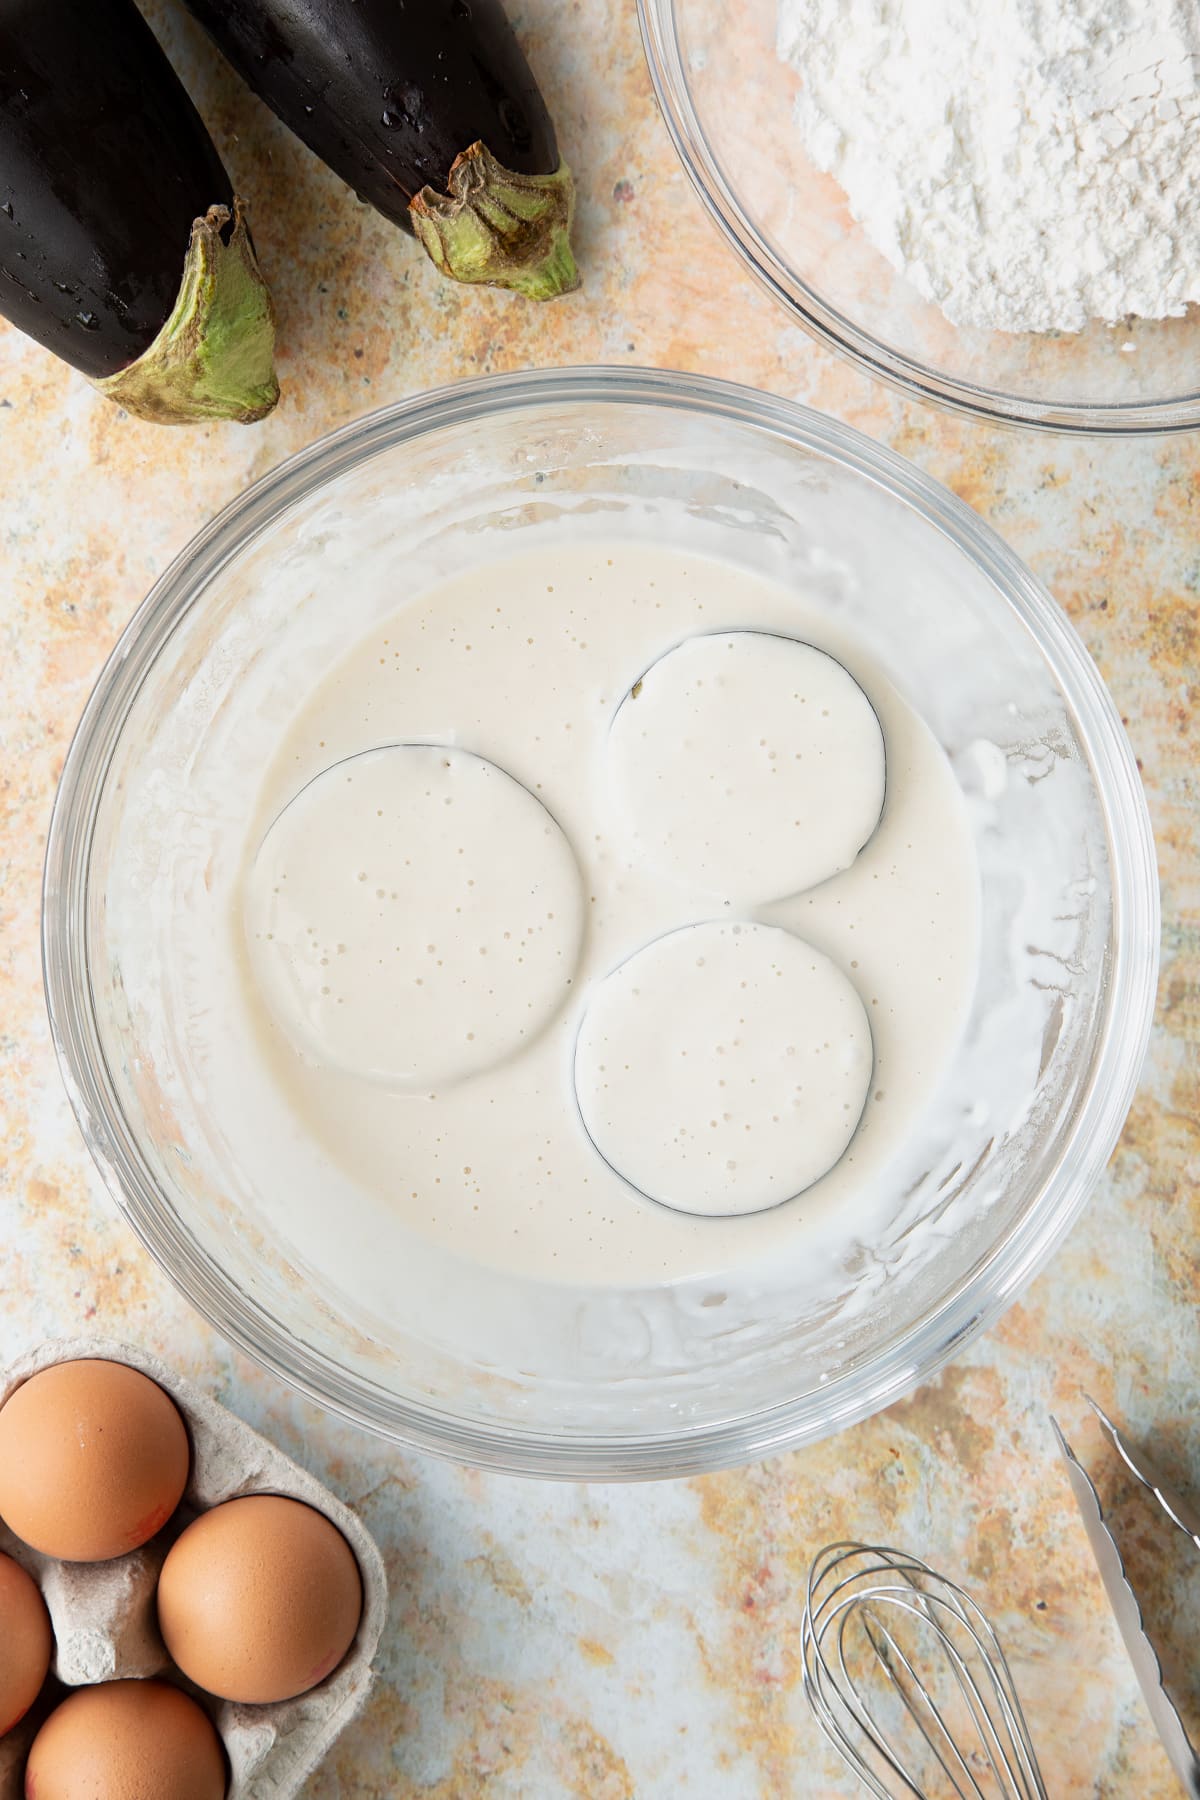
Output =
[{"x1": 237, "y1": 541, "x2": 981, "y2": 1285}]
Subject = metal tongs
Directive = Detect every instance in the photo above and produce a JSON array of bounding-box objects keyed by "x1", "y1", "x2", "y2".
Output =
[{"x1": 1053, "y1": 1399, "x2": 1200, "y2": 1796}]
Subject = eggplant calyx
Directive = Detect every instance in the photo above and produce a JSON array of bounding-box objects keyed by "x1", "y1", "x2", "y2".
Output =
[
  {"x1": 410, "y1": 143, "x2": 580, "y2": 302},
  {"x1": 93, "y1": 200, "x2": 279, "y2": 425}
]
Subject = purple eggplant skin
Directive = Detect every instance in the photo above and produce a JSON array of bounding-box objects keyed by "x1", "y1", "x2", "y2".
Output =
[
  {"x1": 182, "y1": 0, "x2": 557, "y2": 228},
  {"x1": 0, "y1": 0, "x2": 235, "y2": 379},
  {"x1": 182, "y1": 0, "x2": 579, "y2": 298}
]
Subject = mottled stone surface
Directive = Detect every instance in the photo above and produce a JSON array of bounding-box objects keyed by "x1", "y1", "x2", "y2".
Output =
[{"x1": 1, "y1": 0, "x2": 1198, "y2": 1793}]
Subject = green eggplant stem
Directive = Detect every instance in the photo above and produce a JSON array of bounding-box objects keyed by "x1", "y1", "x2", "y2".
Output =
[
  {"x1": 410, "y1": 142, "x2": 580, "y2": 302},
  {"x1": 94, "y1": 198, "x2": 279, "y2": 425}
]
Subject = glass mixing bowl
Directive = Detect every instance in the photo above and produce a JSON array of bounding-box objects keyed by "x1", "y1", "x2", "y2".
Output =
[
  {"x1": 638, "y1": 0, "x2": 1200, "y2": 433},
  {"x1": 44, "y1": 368, "x2": 1159, "y2": 1477}
]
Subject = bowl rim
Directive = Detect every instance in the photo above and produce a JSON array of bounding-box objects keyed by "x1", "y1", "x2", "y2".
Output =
[
  {"x1": 636, "y1": 0, "x2": 1200, "y2": 436},
  {"x1": 42, "y1": 366, "x2": 1160, "y2": 1478}
]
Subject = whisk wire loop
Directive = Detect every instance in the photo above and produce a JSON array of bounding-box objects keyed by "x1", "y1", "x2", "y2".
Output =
[
  {"x1": 802, "y1": 1543, "x2": 1048, "y2": 1800},
  {"x1": 860, "y1": 1609, "x2": 993, "y2": 1800}
]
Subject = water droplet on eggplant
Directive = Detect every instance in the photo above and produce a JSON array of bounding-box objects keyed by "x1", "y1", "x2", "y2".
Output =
[
  {"x1": 381, "y1": 82, "x2": 425, "y2": 131},
  {"x1": 497, "y1": 97, "x2": 532, "y2": 151},
  {"x1": 75, "y1": 310, "x2": 99, "y2": 330}
]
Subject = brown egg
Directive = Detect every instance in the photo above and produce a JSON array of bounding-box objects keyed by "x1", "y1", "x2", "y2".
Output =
[
  {"x1": 0, "y1": 1552, "x2": 52, "y2": 1738},
  {"x1": 0, "y1": 1360, "x2": 190, "y2": 1562},
  {"x1": 23, "y1": 1679, "x2": 225, "y2": 1800},
  {"x1": 157, "y1": 1494, "x2": 363, "y2": 1704}
]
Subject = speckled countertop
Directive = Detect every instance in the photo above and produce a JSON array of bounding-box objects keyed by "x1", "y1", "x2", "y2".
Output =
[{"x1": 2, "y1": 1, "x2": 1198, "y2": 1794}]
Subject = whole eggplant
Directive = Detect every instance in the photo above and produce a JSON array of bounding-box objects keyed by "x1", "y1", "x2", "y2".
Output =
[
  {"x1": 182, "y1": 0, "x2": 579, "y2": 301},
  {"x1": 0, "y1": 0, "x2": 277, "y2": 423}
]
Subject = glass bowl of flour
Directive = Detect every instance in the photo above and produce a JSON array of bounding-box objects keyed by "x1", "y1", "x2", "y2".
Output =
[
  {"x1": 44, "y1": 369, "x2": 1158, "y2": 1475},
  {"x1": 640, "y1": 0, "x2": 1200, "y2": 431}
]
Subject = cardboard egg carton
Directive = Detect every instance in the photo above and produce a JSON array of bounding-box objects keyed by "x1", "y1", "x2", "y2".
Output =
[{"x1": 0, "y1": 1338, "x2": 387, "y2": 1799}]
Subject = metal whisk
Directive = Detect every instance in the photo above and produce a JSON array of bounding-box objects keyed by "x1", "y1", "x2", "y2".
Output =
[{"x1": 802, "y1": 1543, "x2": 1047, "y2": 1800}]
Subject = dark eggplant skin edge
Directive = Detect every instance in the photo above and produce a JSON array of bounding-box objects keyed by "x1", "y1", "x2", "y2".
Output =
[
  {"x1": 411, "y1": 143, "x2": 578, "y2": 301},
  {"x1": 93, "y1": 200, "x2": 279, "y2": 425},
  {"x1": 0, "y1": 0, "x2": 240, "y2": 380}
]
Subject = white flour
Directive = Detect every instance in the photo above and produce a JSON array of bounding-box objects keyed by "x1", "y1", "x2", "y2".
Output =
[{"x1": 777, "y1": 0, "x2": 1200, "y2": 332}]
